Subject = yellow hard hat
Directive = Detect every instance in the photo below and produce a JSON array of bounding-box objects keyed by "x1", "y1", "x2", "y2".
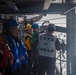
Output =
[{"x1": 25, "y1": 24, "x2": 32, "y2": 30}]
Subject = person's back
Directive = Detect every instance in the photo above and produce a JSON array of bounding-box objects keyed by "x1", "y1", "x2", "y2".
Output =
[
  {"x1": 39, "y1": 33, "x2": 57, "y2": 58},
  {"x1": 38, "y1": 23, "x2": 61, "y2": 75}
]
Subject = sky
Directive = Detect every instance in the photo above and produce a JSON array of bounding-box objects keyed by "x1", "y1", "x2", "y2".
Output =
[{"x1": 37, "y1": 14, "x2": 66, "y2": 27}]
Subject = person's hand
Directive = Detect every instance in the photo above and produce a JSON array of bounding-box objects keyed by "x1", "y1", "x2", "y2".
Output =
[{"x1": 0, "y1": 72, "x2": 2, "y2": 75}]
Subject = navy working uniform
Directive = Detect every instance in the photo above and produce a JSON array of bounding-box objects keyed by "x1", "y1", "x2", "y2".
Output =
[{"x1": 38, "y1": 23, "x2": 61, "y2": 75}]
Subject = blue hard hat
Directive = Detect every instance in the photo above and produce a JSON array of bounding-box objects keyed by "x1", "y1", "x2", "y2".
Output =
[
  {"x1": 32, "y1": 23, "x2": 39, "y2": 29},
  {"x1": 6, "y1": 19, "x2": 18, "y2": 29}
]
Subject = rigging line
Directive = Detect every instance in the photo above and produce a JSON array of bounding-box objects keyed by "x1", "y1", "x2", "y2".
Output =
[{"x1": 39, "y1": 17, "x2": 66, "y2": 21}]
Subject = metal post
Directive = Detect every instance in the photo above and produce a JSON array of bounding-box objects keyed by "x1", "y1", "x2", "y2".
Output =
[
  {"x1": 66, "y1": 8, "x2": 76, "y2": 75},
  {"x1": 66, "y1": 13, "x2": 71, "y2": 75},
  {"x1": 60, "y1": 50, "x2": 62, "y2": 75}
]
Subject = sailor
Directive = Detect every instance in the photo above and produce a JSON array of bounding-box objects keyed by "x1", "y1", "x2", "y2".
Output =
[{"x1": 38, "y1": 23, "x2": 61, "y2": 75}]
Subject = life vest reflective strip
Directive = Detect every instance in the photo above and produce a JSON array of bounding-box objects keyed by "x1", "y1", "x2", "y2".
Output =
[
  {"x1": 38, "y1": 33, "x2": 56, "y2": 58},
  {"x1": 0, "y1": 36, "x2": 11, "y2": 68}
]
